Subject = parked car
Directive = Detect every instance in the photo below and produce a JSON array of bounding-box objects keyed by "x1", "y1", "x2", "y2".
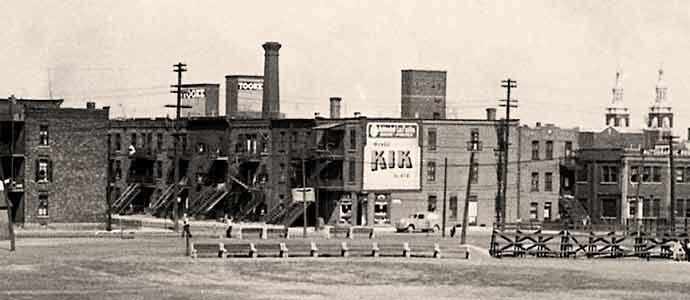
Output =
[{"x1": 395, "y1": 212, "x2": 441, "y2": 233}]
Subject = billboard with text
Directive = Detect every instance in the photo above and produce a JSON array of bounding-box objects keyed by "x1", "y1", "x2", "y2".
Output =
[{"x1": 363, "y1": 122, "x2": 420, "y2": 190}]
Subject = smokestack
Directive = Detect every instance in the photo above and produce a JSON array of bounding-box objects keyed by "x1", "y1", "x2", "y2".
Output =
[
  {"x1": 329, "y1": 97, "x2": 341, "y2": 119},
  {"x1": 486, "y1": 108, "x2": 496, "y2": 120},
  {"x1": 262, "y1": 41, "x2": 282, "y2": 119}
]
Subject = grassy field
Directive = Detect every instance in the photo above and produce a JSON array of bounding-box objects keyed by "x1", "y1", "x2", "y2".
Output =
[{"x1": 1, "y1": 234, "x2": 689, "y2": 300}]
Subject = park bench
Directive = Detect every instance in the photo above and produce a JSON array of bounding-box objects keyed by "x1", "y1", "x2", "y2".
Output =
[
  {"x1": 341, "y1": 241, "x2": 376, "y2": 257},
  {"x1": 238, "y1": 227, "x2": 265, "y2": 239},
  {"x1": 436, "y1": 243, "x2": 470, "y2": 259},
  {"x1": 190, "y1": 242, "x2": 226, "y2": 258},
  {"x1": 313, "y1": 241, "x2": 347, "y2": 257},
  {"x1": 283, "y1": 241, "x2": 318, "y2": 257},
  {"x1": 327, "y1": 226, "x2": 351, "y2": 239},
  {"x1": 404, "y1": 242, "x2": 442, "y2": 258},
  {"x1": 372, "y1": 242, "x2": 406, "y2": 257},
  {"x1": 253, "y1": 242, "x2": 287, "y2": 257},
  {"x1": 326, "y1": 226, "x2": 374, "y2": 239},
  {"x1": 266, "y1": 227, "x2": 289, "y2": 239},
  {"x1": 225, "y1": 242, "x2": 257, "y2": 258}
]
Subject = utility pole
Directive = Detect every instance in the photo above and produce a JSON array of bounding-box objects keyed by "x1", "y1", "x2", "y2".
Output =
[
  {"x1": 302, "y1": 156, "x2": 308, "y2": 238},
  {"x1": 498, "y1": 78, "x2": 517, "y2": 225},
  {"x1": 106, "y1": 121, "x2": 112, "y2": 231},
  {"x1": 664, "y1": 135, "x2": 678, "y2": 231},
  {"x1": 166, "y1": 62, "x2": 190, "y2": 232},
  {"x1": 634, "y1": 148, "x2": 644, "y2": 233},
  {"x1": 442, "y1": 157, "x2": 448, "y2": 237},
  {"x1": 461, "y1": 136, "x2": 481, "y2": 244},
  {"x1": 3, "y1": 95, "x2": 16, "y2": 251}
]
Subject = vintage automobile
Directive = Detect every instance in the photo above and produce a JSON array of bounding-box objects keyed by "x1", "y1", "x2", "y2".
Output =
[{"x1": 395, "y1": 212, "x2": 441, "y2": 233}]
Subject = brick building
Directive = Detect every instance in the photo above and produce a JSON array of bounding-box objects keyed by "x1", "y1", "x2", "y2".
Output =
[
  {"x1": 401, "y1": 70, "x2": 446, "y2": 119},
  {"x1": 1, "y1": 98, "x2": 108, "y2": 224},
  {"x1": 517, "y1": 123, "x2": 579, "y2": 223}
]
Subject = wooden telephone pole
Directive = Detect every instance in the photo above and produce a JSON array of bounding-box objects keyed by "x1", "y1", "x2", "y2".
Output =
[
  {"x1": 3, "y1": 95, "x2": 17, "y2": 251},
  {"x1": 441, "y1": 157, "x2": 448, "y2": 237},
  {"x1": 166, "y1": 62, "x2": 190, "y2": 232},
  {"x1": 461, "y1": 136, "x2": 481, "y2": 244},
  {"x1": 664, "y1": 135, "x2": 678, "y2": 231},
  {"x1": 498, "y1": 79, "x2": 517, "y2": 225}
]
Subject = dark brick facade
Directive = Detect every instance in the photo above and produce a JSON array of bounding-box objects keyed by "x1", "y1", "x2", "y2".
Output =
[
  {"x1": 20, "y1": 105, "x2": 108, "y2": 223},
  {"x1": 401, "y1": 70, "x2": 446, "y2": 119}
]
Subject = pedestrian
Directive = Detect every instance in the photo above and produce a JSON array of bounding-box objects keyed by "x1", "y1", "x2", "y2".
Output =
[
  {"x1": 225, "y1": 215, "x2": 233, "y2": 238},
  {"x1": 671, "y1": 240, "x2": 685, "y2": 261},
  {"x1": 182, "y1": 214, "x2": 192, "y2": 238}
]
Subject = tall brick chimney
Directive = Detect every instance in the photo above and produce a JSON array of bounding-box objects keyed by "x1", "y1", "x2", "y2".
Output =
[
  {"x1": 262, "y1": 41, "x2": 281, "y2": 119},
  {"x1": 486, "y1": 108, "x2": 496, "y2": 120},
  {"x1": 329, "y1": 97, "x2": 341, "y2": 119}
]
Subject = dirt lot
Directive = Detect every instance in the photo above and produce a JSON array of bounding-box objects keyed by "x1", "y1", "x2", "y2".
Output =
[{"x1": 1, "y1": 234, "x2": 689, "y2": 300}]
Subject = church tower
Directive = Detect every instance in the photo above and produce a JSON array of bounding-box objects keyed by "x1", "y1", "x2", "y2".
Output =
[
  {"x1": 647, "y1": 68, "x2": 673, "y2": 135},
  {"x1": 605, "y1": 71, "x2": 630, "y2": 128}
]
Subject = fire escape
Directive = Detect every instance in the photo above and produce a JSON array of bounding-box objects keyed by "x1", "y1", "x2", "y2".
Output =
[{"x1": 1, "y1": 101, "x2": 26, "y2": 224}]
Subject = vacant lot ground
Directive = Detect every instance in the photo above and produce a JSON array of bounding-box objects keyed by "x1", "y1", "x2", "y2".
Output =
[{"x1": 1, "y1": 234, "x2": 689, "y2": 300}]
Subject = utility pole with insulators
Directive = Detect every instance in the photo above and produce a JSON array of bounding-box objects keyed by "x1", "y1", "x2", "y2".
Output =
[
  {"x1": 166, "y1": 62, "x2": 191, "y2": 232},
  {"x1": 461, "y1": 133, "x2": 482, "y2": 245},
  {"x1": 664, "y1": 134, "x2": 678, "y2": 232},
  {"x1": 498, "y1": 78, "x2": 517, "y2": 225}
]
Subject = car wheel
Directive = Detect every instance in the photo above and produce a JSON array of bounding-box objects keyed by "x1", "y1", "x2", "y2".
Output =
[
  {"x1": 432, "y1": 225, "x2": 440, "y2": 233},
  {"x1": 406, "y1": 225, "x2": 415, "y2": 233}
]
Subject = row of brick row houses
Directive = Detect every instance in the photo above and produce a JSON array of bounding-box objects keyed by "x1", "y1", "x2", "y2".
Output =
[{"x1": 2, "y1": 41, "x2": 687, "y2": 230}]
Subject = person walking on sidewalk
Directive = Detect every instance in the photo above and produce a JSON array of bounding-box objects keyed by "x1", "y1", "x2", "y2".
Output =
[{"x1": 182, "y1": 214, "x2": 192, "y2": 238}]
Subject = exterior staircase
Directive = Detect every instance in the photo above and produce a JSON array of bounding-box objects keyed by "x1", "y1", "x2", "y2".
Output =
[
  {"x1": 280, "y1": 201, "x2": 313, "y2": 227},
  {"x1": 112, "y1": 183, "x2": 141, "y2": 214},
  {"x1": 237, "y1": 190, "x2": 265, "y2": 220},
  {"x1": 188, "y1": 184, "x2": 229, "y2": 216},
  {"x1": 264, "y1": 203, "x2": 288, "y2": 224},
  {"x1": 559, "y1": 195, "x2": 590, "y2": 225}
]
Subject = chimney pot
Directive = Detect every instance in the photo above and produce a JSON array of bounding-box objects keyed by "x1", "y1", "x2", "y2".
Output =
[
  {"x1": 536, "y1": 122, "x2": 542, "y2": 127},
  {"x1": 354, "y1": 112, "x2": 361, "y2": 117},
  {"x1": 329, "y1": 97, "x2": 341, "y2": 119},
  {"x1": 486, "y1": 108, "x2": 496, "y2": 120},
  {"x1": 86, "y1": 102, "x2": 96, "y2": 109}
]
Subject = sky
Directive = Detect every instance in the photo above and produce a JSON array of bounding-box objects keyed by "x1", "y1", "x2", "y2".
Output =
[{"x1": 3, "y1": 1, "x2": 690, "y2": 137}]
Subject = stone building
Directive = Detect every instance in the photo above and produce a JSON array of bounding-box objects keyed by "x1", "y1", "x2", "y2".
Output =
[{"x1": 401, "y1": 70, "x2": 446, "y2": 119}]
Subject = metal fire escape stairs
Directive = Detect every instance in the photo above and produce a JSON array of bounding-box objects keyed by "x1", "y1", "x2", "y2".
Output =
[
  {"x1": 150, "y1": 177, "x2": 187, "y2": 216},
  {"x1": 559, "y1": 195, "x2": 590, "y2": 226},
  {"x1": 112, "y1": 183, "x2": 142, "y2": 214}
]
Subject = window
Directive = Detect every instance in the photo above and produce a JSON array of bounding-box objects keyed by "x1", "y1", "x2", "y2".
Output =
[
  {"x1": 433, "y1": 112, "x2": 441, "y2": 120},
  {"x1": 676, "y1": 167, "x2": 685, "y2": 183},
  {"x1": 675, "y1": 199, "x2": 684, "y2": 217},
  {"x1": 374, "y1": 194, "x2": 389, "y2": 225},
  {"x1": 685, "y1": 199, "x2": 690, "y2": 218},
  {"x1": 544, "y1": 202, "x2": 552, "y2": 221},
  {"x1": 545, "y1": 141, "x2": 553, "y2": 160},
  {"x1": 652, "y1": 198, "x2": 661, "y2": 217},
  {"x1": 468, "y1": 195, "x2": 478, "y2": 225},
  {"x1": 531, "y1": 141, "x2": 539, "y2": 160},
  {"x1": 348, "y1": 160, "x2": 356, "y2": 182},
  {"x1": 471, "y1": 162, "x2": 479, "y2": 184},
  {"x1": 530, "y1": 202, "x2": 539, "y2": 220},
  {"x1": 197, "y1": 143, "x2": 206, "y2": 153},
  {"x1": 131, "y1": 133, "x2": 137, "y2": 147},
  {"x1": 349, "y1": 129, "x2": 357, "y2": 150},
  {"x1": 642, "y1": 198, "x2": 651, "y2": 217},
  {"x1": 628, "y1": 197, "x2": 639, "y2": 218},
  {"x1": 470, "y1": 129, "x2": 480, "y2": 151},
  {"x1": 449, "y1": 196, "x2": 458, "y2": 220},
  {"x1": 601, "y1": 166, "x2": 618, "y2": 183},
  {"x1": 601, "y1": 198, "x2": 617, "y2": 218},
  {"x1": 181, "y1": 134, "x2": 187, "y2": 151},
  {"x1": 147, "y1": 133, "x2": 153, "y2": 150},
  {"x1": 157, "y1": 133, "x2": 163, "y2": 151},
  {"x1": 115, "y1": 133, "x2": 122, "y2": 151},
  {"x1": 642, "y1": 166, "x2": 651, "y2": 182},
  {"x1": 427, "y1": 195, "x2": 437, "y2": 212},
  {"x1": 576, "y1": 165, "x2": 588, "y2": 182},
  {"x1": 652, "y1": 166, "x2": 662, "y2": 183},
  {"x1": 427, "y1": 161, "x2": 436, "y2": 182},
  {"x1": 428, "y1": 129, "x2": 437, "y2": 151},
  {"x1": 35, "y1": 158, "x2": 52, "y2": 183},
  {"x1": 545, "y1": 172, "x2": 553, "y2": 191},
  {"x1": 155, "y1": 161, "x2": 162, "y2": 179},
  {"x1": 39, "y1": 125, "x2": 49, "y2": 146},
  {"x1": 115, "y1": 160, "x2": 122, "y2": 180},
  {"x1": 686, "y1": 167, "x2": 690, "y2": 183},
  {"x1": 279, "y1": 163, "x2": 286, "y2": 184},
  {"x1": 531, "y1": 172, "x2": 539, "y2": 191},
  {"x1": 564, "y1": 141, "x2": 573, "y2": 157},
  {"x1": 630, "y1": 166, "x2": 639, "y2": 183},
  {"x1": 235, "y1": 134, "x2": 245, "y2": 153},
  {"x1": 38, "y1": 194, "x2": 49, "y2": 217}
]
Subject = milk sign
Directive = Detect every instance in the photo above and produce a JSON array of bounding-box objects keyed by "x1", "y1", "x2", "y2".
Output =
[{"x1": 363, "y1": 122, "x2": 420, "y2": 190}]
